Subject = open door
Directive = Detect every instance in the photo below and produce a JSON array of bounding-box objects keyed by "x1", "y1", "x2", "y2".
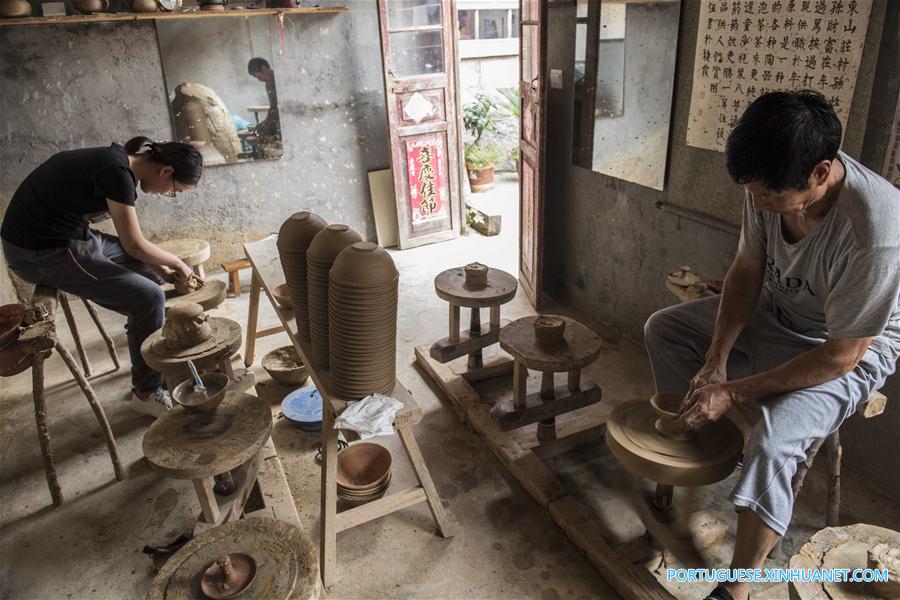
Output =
[
  {"x1": 377, "y1": 0, "x2": 462, "y2": 250},
  {"x1": 518, "y1": 0, "x2": 547, "y2": 308}
]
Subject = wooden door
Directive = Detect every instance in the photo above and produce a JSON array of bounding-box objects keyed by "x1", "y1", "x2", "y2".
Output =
[
  {"x1": 377, "y1": 0, "x2": 461, "y2": 250},
  {"x1": 518, "y1": 0, "x2": 547, "y2": 308}
]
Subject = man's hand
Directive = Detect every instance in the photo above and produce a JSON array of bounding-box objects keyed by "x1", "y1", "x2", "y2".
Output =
[
  {"x1": 681, "y1": 362, "x2": 728, "y2": 413},
  {"x1": 676, "y1": 384, "x2": 735, "y2": 431}
]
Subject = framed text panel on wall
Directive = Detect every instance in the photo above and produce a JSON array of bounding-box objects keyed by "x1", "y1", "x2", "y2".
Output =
[{"x1": 686, "y1": 0, "x2": 873, "y2": 152}]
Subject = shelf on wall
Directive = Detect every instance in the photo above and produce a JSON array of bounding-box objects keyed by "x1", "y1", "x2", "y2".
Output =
[{"x1": 0, "y1": 5, "x2": 347, "y2": 27}]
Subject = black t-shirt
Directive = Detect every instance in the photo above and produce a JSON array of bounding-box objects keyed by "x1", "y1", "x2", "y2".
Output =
[{"x1": 1, "y1": 144, "x2": 137, "y2": 250}]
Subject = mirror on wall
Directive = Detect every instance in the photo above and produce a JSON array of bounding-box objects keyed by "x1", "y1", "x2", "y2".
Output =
[
  {"x1": 572, "y1": 0, "x2": 681, "y2": 190},
  {"x1": 156, "y1": 18, "x2": 283, "y2": 166}
]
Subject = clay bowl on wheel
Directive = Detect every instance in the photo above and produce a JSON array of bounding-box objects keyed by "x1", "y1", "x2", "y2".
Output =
[
  {"x1": 172, "y1": 372, "x2": 231, "y2": 413},
  {"x1": 273, "y1": 284, "x2": 292, "y2": 309},
  {"x1": 650, "y1": 392, "x2": 691, "y2": 439},
  {"x1": 336, "y1": 442, "x2": 392, "y2": 491},
  {"x1": 262, "y1": 345, "x2": 309, "y2": 386}
]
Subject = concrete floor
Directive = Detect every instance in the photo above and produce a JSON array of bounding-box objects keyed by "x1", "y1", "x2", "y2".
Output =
[{"x1": 2, "y1": 178, "x2": 899, "y2": 598}]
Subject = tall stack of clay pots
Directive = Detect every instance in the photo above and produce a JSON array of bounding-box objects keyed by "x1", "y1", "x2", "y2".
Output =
[
  {"x1": 277, "y1": 211, "x2": 327, "y2": 342},
  {"x1": 328, "y1": 242, "x2": 399, "y2": 399},
  {"x1": 306, "y1": 224, "x2": 362, "y2": 367}
]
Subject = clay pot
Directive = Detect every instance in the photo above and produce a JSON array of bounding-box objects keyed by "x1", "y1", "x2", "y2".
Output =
[
  {"x1": 172, "y1": 372, "x2": 230, "y2": 413},
  {"x1": 131, "y1": 0, "x2": 157, "y2": 11},
  {"x1": 327, "y1": 242, "x2": 398, "y2": 399},
  {"x1": 278, "y1": 212, "x2": 327, "y2": 343},
  {"x1": 336, "y1": 442, "x2": 391, "y2": 489},
  {"x1": 650, "y1": 392, "x2": 691, "y2": 439},
  {"x1": 273, "y1": 283, "x2": 292, "y2": 309},
  {"x1": 261, "y1": 345, "x2": 308, "y2": 386},
  {"x1": 464, "y1": 262, "x2": 488, "y2": 288},
  {"x1": 466, "y1": 164, "x2": 494, "y2": 193},
  {"x1": 533, "y1": 315, "x2": 566, "y2": 346},
  {"x1": 73, "y1": 0, "x2": 108, "y2": 13},
  {"x1": 306, "y1": 224, "x2": 362, "y2": 367},
  {"x1": 0, "y1": 0, "x2": 31, "y2": 17},
  {"x1": 163, "y1": 302, "x2": 212, "y2": 350}
]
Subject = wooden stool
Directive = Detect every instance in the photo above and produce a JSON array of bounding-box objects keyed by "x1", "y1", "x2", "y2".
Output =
[
  {"x1": 221, "y1": 258, "x2": 251, "y2": 297},
  {"x1": 5, "y1": 298, "x2": 124, "y2": 507},
  {"x1": 496, "y1": 316, "x2": 603, "y2": 440},
  {"x1": 158, "y1": 239, "x2": 211, "y2": 278}
]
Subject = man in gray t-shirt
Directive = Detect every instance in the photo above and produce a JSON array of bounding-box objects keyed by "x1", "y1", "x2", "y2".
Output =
[{"x1": 643, "y1": 91, "x2": 899, "y2": 600}]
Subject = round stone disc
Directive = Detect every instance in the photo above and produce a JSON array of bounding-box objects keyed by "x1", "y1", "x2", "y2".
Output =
[
  {"x1": 148, "y1": 518, "x2": 319, "y2": 600},
  {"x1": 434, "y1": 266, "x2": 517, "y2": 308},
  {"x1": 606, "y1": 400, "x2": 742, "y2": 487},
  {"x1": 165, "y1": 280, "x2": 227, "y2": 312},
  {"x1": 142, "y1": 391, "x2": 272, "y2": 480},
  {"x1": 499, "y1": 316, "x2": 602, "y2": 372},
  {"x1": 141, "y1": 317, "x2": 242, "y2": 370}
]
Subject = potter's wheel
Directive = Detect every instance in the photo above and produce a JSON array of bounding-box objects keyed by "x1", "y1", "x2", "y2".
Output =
[
  {"x1": 142, "y1": 317, "x2": 242, "y2": 366},
  {"x1": 606, "y1": 400, "x2": 742, "y2": 487},
  {"x1": 164, "y1": 280, "x2": 227, "y2": 312},
  {"x1": 142, "y1": 391, "x2": 272, "y2": 480},
  {"x1": 148, "y1": 518, "x2": 320, "y2": 600}
]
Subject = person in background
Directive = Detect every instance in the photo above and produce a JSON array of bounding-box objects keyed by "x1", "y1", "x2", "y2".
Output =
[
  {"x1": 643, "y1": 90, "x2": 899, "y2": 600},
  {"x1": 1, "y1": 137, "x2": 204, "y2": 417},
  {"x1": 247, "y1": 57, "x2": 281, "y2": 139}
]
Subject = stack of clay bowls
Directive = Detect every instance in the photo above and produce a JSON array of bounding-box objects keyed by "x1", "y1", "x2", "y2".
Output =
[
  {"x1": 278, "y1": 211, "x2": 327, "y2": 342},
  {"x1": 328, "y1": 242, "x2": 398, "y2": 399},
  {"x1": 307, "y1": 224, "x2": 363, "y2": 367},
  {"x1": 336, "y1": 442, "x2": 392, "y2": 505}
]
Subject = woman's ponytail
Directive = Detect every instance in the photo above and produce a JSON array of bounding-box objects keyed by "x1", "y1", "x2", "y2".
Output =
[{"x1": 125, "y1": 136, "x2": 203, "y2": 185}]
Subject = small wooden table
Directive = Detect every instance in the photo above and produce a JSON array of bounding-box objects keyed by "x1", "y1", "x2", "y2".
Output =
[{"x1": 243, "y1": 235, "x2": 454, "y2": 589}]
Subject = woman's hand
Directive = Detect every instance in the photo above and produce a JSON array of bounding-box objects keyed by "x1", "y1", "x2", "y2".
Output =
[
  {"x1": 675, "y1": 384, "x2": 735, "y2": 431},
  {"x1": 172, "y1": 261, "x2": 193, "y2": 282}
]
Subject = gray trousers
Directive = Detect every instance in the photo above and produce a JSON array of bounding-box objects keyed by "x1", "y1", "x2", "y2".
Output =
[
  {"x1": 643, "y1": 293, "x2": 896, "y2": 535},
  {"x1": 3, "y1": 229, "x2": 165, "y2": 392}
]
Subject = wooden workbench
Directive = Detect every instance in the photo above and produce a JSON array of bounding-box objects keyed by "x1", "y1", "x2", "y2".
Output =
[{"x1": 243, "y1": 235, "x2": 453, "y2": 589}]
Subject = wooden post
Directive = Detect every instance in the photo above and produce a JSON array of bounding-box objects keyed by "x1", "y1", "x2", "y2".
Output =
[
  {"x1": 244, "y1": 270, "x2": 261, "y2": 367},
  {"x1": 397, "y1": 425, "x2": 455, "y2": 538},
  {"x1": 320, "y1": 403, "x2": 338, "y2": 588},
  {"x1": 567, "y1": 368, "x2": 581, "y2": 392},
  {"x1": 55, "y1": 341, "x2": 125, "y2": 481},
  {"x1": 489, "y1": 305, "x2": 500, "y2": 331},
  {"x1": 31, "y1": 352, "x2": 63, "y2": 507},
  {"x1": 192, "y1": 477, "x2": 221, "y2": 524},
  {"x1": 59, "y1": 293, "x2": 91, "y2": 377},
  {"x1": 513, "y1": 360, "x2": 528, "y2": 410},
  {"x1": 540, "y1": 371, "x2": 554, "y2": 400},
  {"x1": 449, "y1": 303, "x2": 460, "y2": 343},
  {"x1": 467, "y1": 307, "x2": 483, "y2": 370},
  {"x1": 825, "y1": 431, "x2": 841, "y2": 526},
  {"x1": 81, "y1": 298, "x2": 120, "y2": 370}
]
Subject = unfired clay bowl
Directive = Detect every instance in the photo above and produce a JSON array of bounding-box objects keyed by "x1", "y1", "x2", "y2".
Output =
[
  {"x1": 261, "y1": 345, "x2": 308, "y2": 386},
  {"x1": 277, "y1": 211, "x2": 327, "y2": 255},
  {"x1": 336, "y1": 442, "x2": 392, "y2": 490},
  {"x1": 273, "y1": 284, "x2": 292, "y2": 309},
  {"x1": 330, "y1": 242, "x2": 398, "y2": 288},
  {"x1": 650, "y1": 392, "x2": 691, "y2": 439},
  {"x1": 307, "y1": 224, "x2": 363, "y2": 265},
  {"x1": 172, "y1": 372, "x2": 231, "y2": 413}
]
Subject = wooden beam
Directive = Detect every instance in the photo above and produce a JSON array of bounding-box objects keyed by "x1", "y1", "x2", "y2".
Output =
[
  {"x1": 0, "y1": 6, "x2": 347, "y2": 27},
  {"x1": 335, "y1": 487, "x2": 426, "y2": 533},
  {"x1": 491, "y1": 382, "x2": 602, "y2": 431},
  {"x1": 429, "y1": 319, "x2": 508, "y2": 363}
]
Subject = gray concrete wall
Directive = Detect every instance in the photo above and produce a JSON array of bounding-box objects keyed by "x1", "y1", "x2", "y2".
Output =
[
  {"x1": 0, "y1": 2, "x2": 389, "y2": 304},
  {"x1": 545, "y1": 1, "x2": 900, "y2": 496}
]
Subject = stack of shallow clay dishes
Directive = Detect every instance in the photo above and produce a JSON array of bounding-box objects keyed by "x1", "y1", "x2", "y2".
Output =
[
  {"x1": 277, "y1": 211, "x2": 327, "y2": 342},
  {"x1": 329, "y1": 242, "x2": 398, "y2": 399},
  {"x1": 306, "y1": 224, "x2": 362, "y2": 367}
]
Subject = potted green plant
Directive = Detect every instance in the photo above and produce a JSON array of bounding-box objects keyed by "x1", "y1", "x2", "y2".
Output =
[{"x1": 463, "y1": 92, "x2": 498, "y2": 192}]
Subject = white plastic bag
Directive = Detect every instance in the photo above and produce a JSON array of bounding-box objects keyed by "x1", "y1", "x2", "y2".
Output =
[{"x1": 333, "y1": 393, "x2": 402, "y2": 439}]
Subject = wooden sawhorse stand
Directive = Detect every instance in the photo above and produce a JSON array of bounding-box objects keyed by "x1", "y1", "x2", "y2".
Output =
[{"x1": 244, "y1": 235, "x2": 454, "y2": 589}]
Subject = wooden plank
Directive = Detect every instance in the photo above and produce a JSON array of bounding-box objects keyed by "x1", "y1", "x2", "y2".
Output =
[
  {"x1": 532, "y1": 424, "x2": 606, "y2": 461},
  {"x1": 193, "y1": 449, "x2": 264, "y2": 535},
  {"x1": 320, "y1": 405, "x2": 338, "y2": 589},
  {"x1": 397, "y1": 425, "x2": 455, "y2": 537},
  {"x1": 451, "y1": 351, "x2": 513, "y2": 383},
  {"x1": 512, "y1": 408, "x2": 607, "y2": 452},
  {"x1": 335, "y1": 487, "x2": 426, "y2": 533},
  {"x1": 492, "y1": 382, "x2": 602, "y2": 431},
  {"x1": 414, "y1": 345, "x2": 480, "y2": 422},
  {"x1": 192, "y1": 477, "x2": 220, "y2": 525},
  {"x1": 429, "y1": 319, "x2": 507, "y2": 363},
  {"x1": 244, "y1": 271, "x2": 261, "y2": 368},
  {"x1": 0, "y1": 6, "x2": 347, "y2": 26},
  {"x1": 549, "y1": 496, "x2": 676, "y2": 600}
]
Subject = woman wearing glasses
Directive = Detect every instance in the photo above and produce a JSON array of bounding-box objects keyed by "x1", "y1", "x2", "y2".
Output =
[{"x1": 1, "y1": 136, "x2": 203, "y2": 416}]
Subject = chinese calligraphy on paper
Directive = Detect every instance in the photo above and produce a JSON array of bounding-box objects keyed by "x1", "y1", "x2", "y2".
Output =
[
  {"x1": 406, "y1": 138, "x2": 448, "y2": 223},
  {"x1": 686, "y1": 0, "x2": 872, "y2": 152}
]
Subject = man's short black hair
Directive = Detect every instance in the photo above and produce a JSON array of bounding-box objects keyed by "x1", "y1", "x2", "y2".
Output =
[
  {"x1": 247, "y1": 57, "x2": 271, "y2": 75},
  {"x1": 725, "y1": 90, "x2": 842, "y2": 191}
]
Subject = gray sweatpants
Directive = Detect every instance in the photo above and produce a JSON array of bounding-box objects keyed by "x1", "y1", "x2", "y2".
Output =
[
  {"x1": 3, "y1": 229, "x2": 165, "y2": 392},
  {"x1": 643, "y1": 293, "x2": 896, "y2": 535}
]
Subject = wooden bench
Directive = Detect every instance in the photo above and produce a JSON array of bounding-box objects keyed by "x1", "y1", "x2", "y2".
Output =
[{"x1": 221, "y1": 257, "x2": 251, "y2": 297}]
